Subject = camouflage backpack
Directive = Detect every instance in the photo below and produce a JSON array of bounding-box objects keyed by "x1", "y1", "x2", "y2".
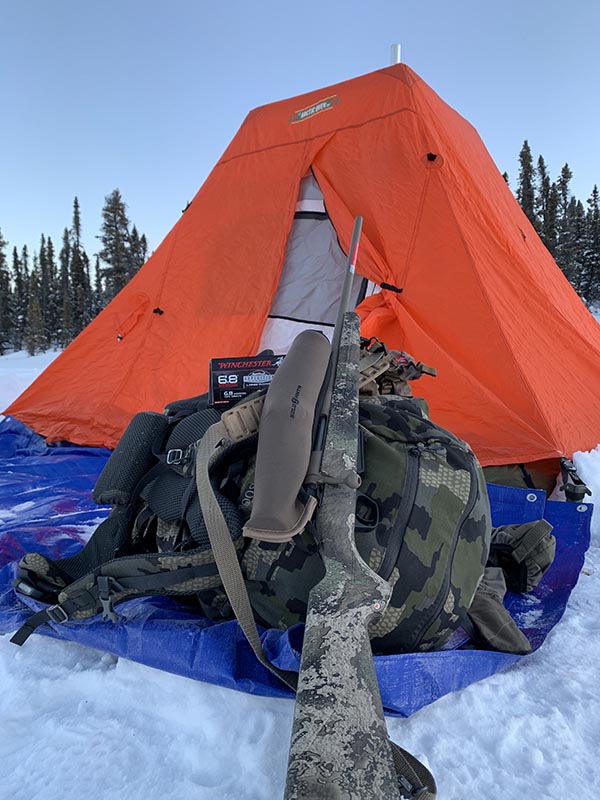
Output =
[
  {"x1": 242, "y1": 390, "x2": 492, "y2": 654},
  {"x1": 11, "y1": 341, "x2": 492, "y2": 658}
]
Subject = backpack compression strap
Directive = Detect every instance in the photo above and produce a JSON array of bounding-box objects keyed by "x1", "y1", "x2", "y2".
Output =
[{"x1": 10, "y1": 548, "x2": 230, "y2": 646}]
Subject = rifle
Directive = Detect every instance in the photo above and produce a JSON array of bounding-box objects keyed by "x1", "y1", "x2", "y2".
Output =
[{"x1": 283, "y1": 217, "x2": 436, "y2": 799}]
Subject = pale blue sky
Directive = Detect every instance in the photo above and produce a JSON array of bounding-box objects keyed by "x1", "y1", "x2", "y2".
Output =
[{"x1": 1, "y1": 0, "x2": 599, "y2": 259}]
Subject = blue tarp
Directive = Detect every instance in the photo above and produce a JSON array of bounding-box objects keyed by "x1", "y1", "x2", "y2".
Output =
[{"x1": 0, "y1": 415, "x2": 592, "y2": 716}]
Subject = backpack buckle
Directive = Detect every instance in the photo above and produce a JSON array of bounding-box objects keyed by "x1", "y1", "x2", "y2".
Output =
[
  {"x1": 166, "y1": 448, "x2": 184, "y2": 465},
  {"x1": 97, "y1": 576, "x2": 123, "y2": 623},
  {"x1": 46, "y1": 604, "x2": 69, "y2": 624},
  {"x1": 166, "y1": 444, "x2": 196, "y2": 475},
  {"x1": 559, "y1": 457, "x2": 591, "y2": 502}
]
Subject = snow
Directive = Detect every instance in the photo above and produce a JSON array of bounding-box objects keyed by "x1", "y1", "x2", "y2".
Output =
[
  {"x1": 0, "y1": 350, "x2": 60, "y2": 412},
  {"x1": 1, "y1": 351, "x2": 600, "y2": 799}
]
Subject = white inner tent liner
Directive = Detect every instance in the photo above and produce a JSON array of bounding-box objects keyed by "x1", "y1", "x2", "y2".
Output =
[{"x1": 258, "y1": 173, "x2": 378, "y2": 353}]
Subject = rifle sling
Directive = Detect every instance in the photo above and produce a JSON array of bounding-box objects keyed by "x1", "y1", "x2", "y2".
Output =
[
  {"x1": 195, "y1": 421, "x2": 298, "y2": 692},
  {"x1": 391, "y1": 742, "x2": 437, "y2": 799}
]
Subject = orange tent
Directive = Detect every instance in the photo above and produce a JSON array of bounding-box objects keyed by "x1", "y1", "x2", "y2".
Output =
[{"x1": 6, "y1": 64, "x2": 600, "y2": 466}]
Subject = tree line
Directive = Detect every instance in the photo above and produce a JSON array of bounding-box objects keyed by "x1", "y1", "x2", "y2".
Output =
[
  {"x1": 511, "y1": 141, "x2": 599, "y2": 307},
  {"x1": 0, "y1": 190, "x2": 148, "y2": 355},
  {"x1": 0, "y1": 146, "x2": 599, "y2": 357}
]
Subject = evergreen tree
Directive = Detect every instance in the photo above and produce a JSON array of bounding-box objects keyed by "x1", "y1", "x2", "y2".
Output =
[
  {"x1": 516, "y1": 140, "x2": 536, "y2": 227},
  {"x1": 555, "y1": 164, "x2": 575, "y2": 281},
  {"x1": 69, "y1": 197, "x2": 93, "y2": 336},
  {"x1": 580, "y1": 186, "x2": 600, "y2": 307},
  {"x1": 58, "y1": 228, "x2": 73, "y2": 347},
  {"x1": 544, "y1": 182, "x2": 559, "y2": 257},
  {"x1": 99, "y1": 189, "x2": 131, "y2": 301},
  {"x1": 45, "y1": 236, "x2": 60, "y2": 347},
  {"x1": 38, "y1": 234, "x2": 52, "y2": 343},
  {"x1": 128, "y1": 225, "x2": 148, "y2": 277},
  {"x1": 534, "y1": 155, "x2": 559, "y2": 254},
  {"x1": 557, "y1": 164, "x2": 573, "y2": 219},
  {"x1": 24, "y1": 256, "x2": 48, "y2": 355},
  {"x1": 11, "y1": 246, "x2": 30, "y2": 351},
  {"x1": 98, "y1": 189, "x2": 148, "y2": 303},
  {"x1": 0, "y1": 229, "x2": 12, "y2": 354},
  {"x1": 571, "y1": 199, "x2": 588, "y2": 294},
  {"x1": 535, "y1": 155, "x2": 550, "y2": 230},
  {"x1": 92, "y1": 255, "x2": 103, "y2": 316},
  {"x1": 11, "y1": 248, "x2": 22, "y2": 350}
]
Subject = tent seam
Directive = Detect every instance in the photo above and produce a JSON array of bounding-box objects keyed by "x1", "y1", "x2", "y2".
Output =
[
  {"x1": 402, "y1": 171, "x2": 431, "y2": 285},
  {"x1": 217, "y1": 108, "x2": 418, "y2": 166}
]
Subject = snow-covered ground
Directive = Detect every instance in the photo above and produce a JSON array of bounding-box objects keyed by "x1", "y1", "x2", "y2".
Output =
[{"x1": 1, "y1": 351, "x2": 600, "y2": 800}]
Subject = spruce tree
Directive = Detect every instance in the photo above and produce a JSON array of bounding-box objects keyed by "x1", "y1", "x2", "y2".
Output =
[
  {"x1": 128, "y1": 225, "x2": 148, "y2": 277},
  {"x1": 544, "y1": 182, "x2": 559, "y2": 257},
  {"x1": 45, "y1": 237, "x2": 60, "y2": 348},
  {"x1": 11, "y1": 248, "x2": 22, "y2": 350},
  {"x1": 99, "y1": 189, "x2": 131, "y2": 301},
  {"x1": 98, "y1": 189, "x2": 148, "y2": 303},
  {"x1": 557, "y1": 164, "x2": 573, "y2": 218},
  {"x1": 92, "y1": 255, "x2": 103, "y2": 316},
  {"x1": 11, "y1": 246, "x2": 30, "y2": 351},
  {"x1": 581, "y1": 186, "x2": 600, "y2": 307},
  {"x1": 516, "y1": 140, "x2": 537, "y2": 227},
  {"x1": 535, "y1": 155, "x2": 550, "y2": 232},
  {"x1": 24, "y1": 256, "x2": 48, "y2": 355},
  {"x1": 69, "y1": 197, "x2": 92, "y2": 336},
  {"x1": 38, "y1": 234, "x2": 52, "y2": 344},
  {"x1": 555, "y1": 164, "x2": 575, "y2": 281},
  {"x1": 0, "y1": 229, "x2": 12, "y2": 354},
  {"x1": 567, "y1": 198, "x2": 588, "y2": 295},
  {"x1": 58, "y1": 228, "x2": 73, "y2": 347},
  {"x1": 534, "y1": 155, "x2": 559, "y2": 254}
]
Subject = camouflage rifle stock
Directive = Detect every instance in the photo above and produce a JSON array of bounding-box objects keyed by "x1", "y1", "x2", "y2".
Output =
[{"x1": 284, "y1": 219, "x2": 436, "y2": 799}]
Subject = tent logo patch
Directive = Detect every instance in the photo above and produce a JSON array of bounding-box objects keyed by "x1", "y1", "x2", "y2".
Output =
[{"x1": 290, "y1": 95, "x2": 339, "y2": 124}]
